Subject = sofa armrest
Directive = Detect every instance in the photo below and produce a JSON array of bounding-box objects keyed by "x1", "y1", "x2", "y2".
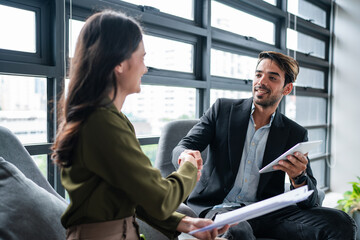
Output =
[{"x1": 177, "y1": 203, "x2": 197, "y2": 218}]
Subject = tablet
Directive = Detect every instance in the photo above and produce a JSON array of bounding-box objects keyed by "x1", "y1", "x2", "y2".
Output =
[{"x1": 259, "y1": 140, "x2": 323, "y2": 174}]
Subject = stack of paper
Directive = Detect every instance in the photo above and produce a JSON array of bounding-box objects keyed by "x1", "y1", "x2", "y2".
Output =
[{"x1": 189, "y1": 185, "x2": 313, "y2": 235}]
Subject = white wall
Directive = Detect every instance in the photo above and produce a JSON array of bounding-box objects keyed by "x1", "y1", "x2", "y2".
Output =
[{"x1": 331, "y1": 0, "x2": 360, "y2": 192}]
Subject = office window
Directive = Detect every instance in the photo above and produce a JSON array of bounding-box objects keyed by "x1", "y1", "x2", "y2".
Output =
[
  {"x1": 141, "y1": 144, "x2": 158, "y2": 165},
  {"x1": 122, "y1": 85, "x2": 196, "y2": 137},
  {"x1": 308, "y1": 128, "x2": 326, "y2": 155},
  {"x1": 296, "y1": 67, "x2": 325, "y2": 89},
  {"x1": 287, "y1": 29, "x2": 326, "y2": 59},
  {"x1": 210, "y1": 89, "x2": 252, "y2": 106},
  {"x1": 288, "y1": 0, "x2": 326, "y2": 28},
  {"x1": 32, "y1": 154, "x2": 47, "y2": 178},
  {"x1": 0, "y1": 75, "x2": 47, "y2": 144},
  {"x1": 64, "y1": 78, "x2": 70, "y2": 98},
  {"x1": 211, "y1": 49, "x2": 258, "y2": 80},
  {"x1": 0, "y1": 0, "x2": 333, "y2": 195},
  {"x1": 144, "y1": 35, "x2": 193, "y2": 73},
  {"x1": 311, "y1": 159, "x2": 326, "y2": 188},
  {"x1": 68, "y1": 22, "x2": 194, "y2": 73},
  {"x1": 211, "y1": 0, "x2": 275, "y2": 45},
  {"x1": 65, "y1": 81, "x2": 195, "y2": 137},
  {"x1": 69, "y1": 19, "x2": 85, "y2": 58},
  {"x1": 0, "y1": 4, "x2": 36, "y2": 53},
  {"x1": 263, "y1": 0, "x2": 276, "y2": 5},
  {"x1": 285, "y1": 95, "x2": 327, "y2": 126},
  {"x1": 122, "y1": 0, "x2": 194, "y2": 20}
]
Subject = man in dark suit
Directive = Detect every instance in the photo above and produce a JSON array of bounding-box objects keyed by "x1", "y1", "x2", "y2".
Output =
[{"x1": 172, "y1": 51, "x2": 356, "y2": 239}]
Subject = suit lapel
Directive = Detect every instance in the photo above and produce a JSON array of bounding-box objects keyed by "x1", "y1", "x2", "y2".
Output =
[
  {"x1": 257, "y1": 109, "x2": 289, "y2": 195},
  {"x1": 228, "y1": 98, "x2": 252, "y2": 176}
]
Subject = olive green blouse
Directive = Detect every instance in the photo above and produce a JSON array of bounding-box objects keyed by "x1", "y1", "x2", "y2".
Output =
[{"x1": 61, "y1": 103, "x2": 197, "y2": 239}]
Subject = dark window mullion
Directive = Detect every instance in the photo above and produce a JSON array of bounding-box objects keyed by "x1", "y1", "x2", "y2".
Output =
[
  {"x1": 49, "y1": 0, "x2": 66, "y2": 197},
  {"x1": 200, "y1": 0, "x2": 211, "y2": 115},
  {"x1": 212, "y1": 28, "x2": 283, "y2": 53}
]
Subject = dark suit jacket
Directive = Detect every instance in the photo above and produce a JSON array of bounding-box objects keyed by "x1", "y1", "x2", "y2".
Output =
[{"x1": 172, "y1": 98, "x2": 320, "y2": 217}]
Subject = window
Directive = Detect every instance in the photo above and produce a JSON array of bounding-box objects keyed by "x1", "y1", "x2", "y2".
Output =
[
  {"x1": 0, "y1": 75, "x2": 47, "y2": 144},
  {"x1": 296, "y1": 67, "x2": 325, "y2": 89},
  {"x1": 141, "y1": 144, "x2": 158, "y2": 165},
  {"x1": 285, "y1": 95, "x2": 327, "y2": 126},
  {"x1": 211, "y1": 0, "x2": 275, "y2": 45},
  {"x1": 122, "y1": 0, "x2": 194, "y2": 20},
  {"x1": 287, "y1": 0, "x2": 326, "y2": 28},
  {"x1": 0, "y1": 4, "x2": 36, "y2": 53},
  {"x1": 263, "y1": 0, "x2": 276, "y2": 6},
  {"x1": 143, "y1": 35, "x2": 194, "y2": 73},
  {"x1": 69, "y1": 19, "x2": 85, "y2": 58},
  {"x1": 122, "y1": 85, "x2": 196, "y2": 137},
  {"x1": 0, "y1": 0, "x2": 333, "y2": 196},
  {"x1": 211, "y1": 49, "x2": 258, "y2": 80},
  {"x1": 68, "y1": 22, "x2": 195, "y2": 73},
  {"x1": 287, "y1": 28, "x2": 326, "y2": 59},
  {"x1": 311, "y1": 159, "x2": 326, "y2": 188},
  {"x1": 308, "y1": 128, "x2": 326, "y2": 155},
  {"x1": 210, "y1": 89, "x2": 252, "y2": 106},
  {"x1": 32, "y1": 154, "x2": 48, "y2": 178}
]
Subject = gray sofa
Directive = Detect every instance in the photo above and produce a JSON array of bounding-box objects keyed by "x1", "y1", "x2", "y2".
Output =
[{"x1": 0, "y1": 126, "x2": 67, "y2": 240}]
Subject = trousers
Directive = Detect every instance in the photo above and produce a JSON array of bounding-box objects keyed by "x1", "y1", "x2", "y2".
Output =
[
  {"x1": 66, "y1": 216, "x2": 140, "y2": 240},
  {"x1": 205, "y1": 205, "x2": 357, "y2": 240}
]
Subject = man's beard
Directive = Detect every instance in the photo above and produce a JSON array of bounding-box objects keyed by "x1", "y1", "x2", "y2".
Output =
[{"x1": 253, "y1": 85, "x2": 282, "y2": 107}]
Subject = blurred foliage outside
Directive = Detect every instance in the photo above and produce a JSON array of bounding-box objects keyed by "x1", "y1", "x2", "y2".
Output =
[
  {"x1": 141, "y1": 144, "x2": 158, "y2": 165},
  {"x1": 32, "y1": 154, "x2": 47, "y2": 178}
]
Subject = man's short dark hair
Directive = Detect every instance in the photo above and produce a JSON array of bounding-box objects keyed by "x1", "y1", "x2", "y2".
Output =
[{"x1": 257, "y1": 51, "x2": 299, "y2": 86}]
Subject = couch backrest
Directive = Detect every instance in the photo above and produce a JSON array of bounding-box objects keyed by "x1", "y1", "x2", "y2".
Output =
[
  {"x1": 0, "y1": 126, "x2": 65, "y2": 202},
  {"x1": 154, "y1": 119, "x2": 208, "y2": 177}
]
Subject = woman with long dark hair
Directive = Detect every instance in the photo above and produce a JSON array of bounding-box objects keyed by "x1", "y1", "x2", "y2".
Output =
[{"x1": 52, "y1": 10, "x2": 227, "y2": 240}]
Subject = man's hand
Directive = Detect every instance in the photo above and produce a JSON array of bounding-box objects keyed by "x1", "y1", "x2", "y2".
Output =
[
  {"x1": 273, "y1": 152, "x2": 308, "y2": 186},
  {"x1": 178, "y1": 149, "x2": 203, "y2": 181},
  {"x1": 176, "y1": 216, "x2": 229, "y2": 240}
]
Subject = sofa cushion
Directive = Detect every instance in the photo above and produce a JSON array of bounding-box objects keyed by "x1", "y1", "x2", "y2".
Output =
[{"x1": 0, "y1": 157, "x2": 67, "y2": 240}]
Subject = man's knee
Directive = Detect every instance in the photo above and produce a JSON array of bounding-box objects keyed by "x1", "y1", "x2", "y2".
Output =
[
  {"x1": 316, "y1": 207, "x2": 357, "y2": 239},
  {"x1": 222, "y1": 221, "x2": 256, "y2": 240},
  {"x1": 331, "y1": 209, "x2": 357, "y2": 239}
]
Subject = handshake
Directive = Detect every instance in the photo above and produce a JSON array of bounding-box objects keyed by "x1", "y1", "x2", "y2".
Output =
[
  {"x1": 177, "y1": 150, "x2": 230, "y2": 239},
  {"x1": 178, "y1": 149, "x2": 203, "y2": 181}
]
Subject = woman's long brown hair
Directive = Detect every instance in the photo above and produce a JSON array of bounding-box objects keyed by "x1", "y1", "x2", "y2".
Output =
[{"x1": 51, "y1": 10, "x2": 142, "y2": 167}]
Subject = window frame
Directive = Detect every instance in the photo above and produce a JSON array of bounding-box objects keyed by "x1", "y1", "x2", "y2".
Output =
[{"x1": 0, "y1": 0, "x2": 334, "y2": 196}]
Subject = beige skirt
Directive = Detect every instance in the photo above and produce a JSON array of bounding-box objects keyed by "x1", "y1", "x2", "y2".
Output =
[{"x1": 66, "y1": 216, "x2": 140, "y2": 240}]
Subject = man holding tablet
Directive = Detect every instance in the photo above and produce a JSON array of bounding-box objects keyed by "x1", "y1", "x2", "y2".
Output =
[{"x1": 172, "y1": 51, "x2": 356, "y2": 239}]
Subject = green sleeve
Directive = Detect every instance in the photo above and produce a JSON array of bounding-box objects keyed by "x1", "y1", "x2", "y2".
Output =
[{"x1": 81, "y1": 107, "x2": 197, "y2": 221}]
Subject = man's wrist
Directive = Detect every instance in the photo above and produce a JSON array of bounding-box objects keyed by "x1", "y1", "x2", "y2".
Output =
[{"x1": 292, "y1": 171, "x2": 307, "y2": 185}]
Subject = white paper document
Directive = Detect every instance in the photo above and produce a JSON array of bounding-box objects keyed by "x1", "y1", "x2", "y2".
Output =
[
  {"x1": 259, "y1": 140, "x2": 323, "y2": 174},
  {"x1": 188, "y1": 185, "x2": 313, "y2": 235}
]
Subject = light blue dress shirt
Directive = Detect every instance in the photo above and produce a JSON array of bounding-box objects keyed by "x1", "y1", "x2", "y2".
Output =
[{"x1": 213, "y1": 105, "x2": 275, "y2": 209}]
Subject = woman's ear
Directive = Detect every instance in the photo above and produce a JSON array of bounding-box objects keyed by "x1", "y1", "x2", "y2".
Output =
[{"x1": 114, "y1": 63, "x2": 124, "y2": 74}]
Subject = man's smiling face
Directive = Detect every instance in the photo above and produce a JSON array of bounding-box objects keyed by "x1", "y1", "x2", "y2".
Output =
[{"x1": 252, "y1": 58, "x2": 292, "y2": 108}]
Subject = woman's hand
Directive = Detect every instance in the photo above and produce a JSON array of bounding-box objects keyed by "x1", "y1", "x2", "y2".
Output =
[
  {"x1": 176, "y1": 216, "x2": 229, "y2": 240},
  {"x1": 178, "y1": 150, "x2": 203, "y2": 181}
]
